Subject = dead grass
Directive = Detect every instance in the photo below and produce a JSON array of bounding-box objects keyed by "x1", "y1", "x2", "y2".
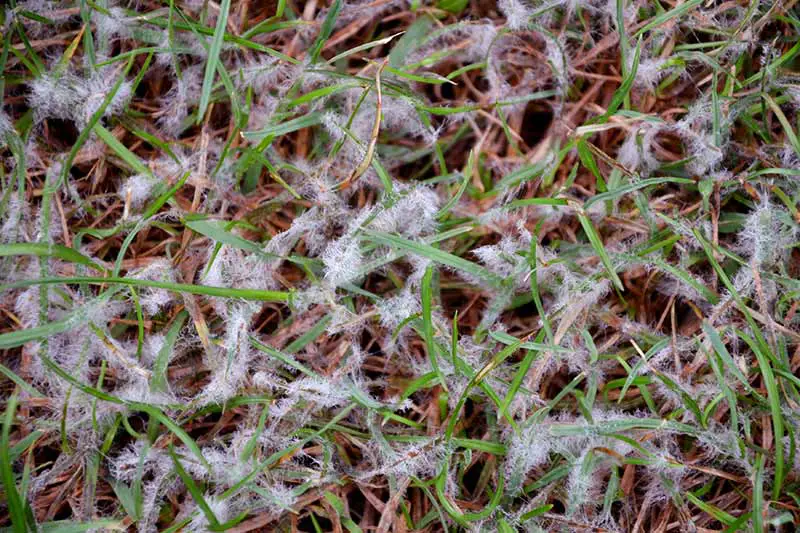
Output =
[{"x1": 2, "y1": 0, "x2": 800, "y2": 531}]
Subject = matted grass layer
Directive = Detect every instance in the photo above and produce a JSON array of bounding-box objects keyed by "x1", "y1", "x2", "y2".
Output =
[{"x1": 2, "y1": 0, "x2": 800, "y2": 531}]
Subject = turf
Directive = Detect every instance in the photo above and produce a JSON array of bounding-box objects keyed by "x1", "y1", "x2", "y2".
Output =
[{"x1": 2, "y1": 0, "x2": 800, "y2": 531}]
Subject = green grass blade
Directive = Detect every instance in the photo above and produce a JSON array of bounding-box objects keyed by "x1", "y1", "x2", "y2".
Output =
[
  {"x1": 169, "y1": 445, "x2": 220, "y2": 529},
  {"x1": 576, "y1": 211, "x2": 624, "y2": 291},
  {"x1": 422, "y1": 266, "x2": 449, "y2": 394},
  {"x1": 0, "y1": 276, "x2": 291, "y2": 303},
  {"x1": 93, "y1": 124, "x2": 153, "y2": 177},
  {"x1": 362, "y1": 230, "x2": 502, "y2": 286},
  {"x1": 197, "y1": 0, "x2": 231, "y2": 124},
  {"x1": 150, "y1": 310, "x2": 189, "y2": 393},
  {"x1": 1, "y1": 393, "x2": 35, "y2": 533},
  {"x1": 0, "y1": 243, "x2": 107, "y2": 273},
  {"x1": 633, "y1": 0, "x2": 703, "y2": 38},
  {"x1": 307, "y1": 0, "x2": 342, "y2": 63}
]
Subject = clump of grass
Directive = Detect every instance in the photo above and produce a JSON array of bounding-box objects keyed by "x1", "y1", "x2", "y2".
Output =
[{"x1": 2, "y1": 1, "x2": 800, "y2": 532}]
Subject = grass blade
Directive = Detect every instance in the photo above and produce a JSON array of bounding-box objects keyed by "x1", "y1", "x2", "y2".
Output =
[
  {"x1": 0, "y1": 243, "x2": 107, "y2": 273},
  {"x1": 307, "y1": 0, "x2": 342, "y2": 63},
  {"x1": 150, "y1": 310, "x2": 189, "y2": 393},
  {"x1": 1, "y1": 393, "x2": 35, "y2": 533},
  {"x1": 169, "y1": 445, "x2": 220, "y2": 529},
  {"x1": 1, "y1": 276, "x2": 291, "y2": 303},
  {"x1": 362, "y1": 230, "x2": 502, "y2": 286},
  {"x1": 197, "y1": 0, "x2": 231, "y2": 124},
  {"x1": 576, "y1": 210, "x2": 624, "y2": 291}
]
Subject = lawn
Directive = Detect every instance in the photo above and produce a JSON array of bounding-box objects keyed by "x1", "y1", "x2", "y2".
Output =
[{"x1": 2, "y1": 0, "x2": 800, "y2": 531}]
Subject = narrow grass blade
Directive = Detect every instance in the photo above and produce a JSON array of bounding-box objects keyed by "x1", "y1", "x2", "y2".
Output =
[
  {"x1": 576, "y1": 211, "x2": 624, "y2": 291},
  {"x1": 197, "y1": 0, "x2": 231, "y2": 124},
  {"x1": 93, "y1": 124, "x2": 153, "y2": 177},
  {"x1": 150, "y1": 310, "x2": 188, "y2": 393},
  {"x1": 1, "y1": 393, "x2": 36, "y2": 533},
  {"x1": 307, "y1": 0, "x2": 342, "y2": 63},
  {"x1": 583, "y1": 177, "x2": 694, "y2": 209},
  {"x1": 169, "y1": 445, "x2": 220, "y2": 529},
  {"x1": 0, "y1": 243, "x2": 107, "y2": 273},
  {"x1": 1, "y1": 276, "x2": 291, "y2": 303},
  {"x1": 241, "y1": 111, "x2": 322, "y2": 142},
  {"x1": 39, "y1": 520, "x2": 125, "y2": 532},
  {"x1": 323, "y1": 491, "x2": 363, "y2": 533},
  {"x1": 422, "y1": 266, "x2": 449, "y2": 393},
  {"x1": 362, "y1": 230, "x2": 502, "y2": 286},
  {"x1": 633, "y1": 0, "x2": 703, "y2": 38}
]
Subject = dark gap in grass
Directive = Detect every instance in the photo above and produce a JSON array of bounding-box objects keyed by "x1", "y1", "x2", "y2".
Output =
[
  {"x1": 470, "y1": 72, "x2": 490, "y2": 94},
  {"x1": 652, "y1": 130, "x2": 686, "y2": 166},
  {"x1": 140, "y1": 469, "x2": 156, "y2": 486},
  {"x1": 519, "y1": 103, "x2": 553, "y2": 150},
  {"x1": 421, "y1": 62, "x2": 465, "y2": 104},
  {"x1": 275, "y1": 263, "x2": 308, "y2": 290},
  {"x1": 755, "y1": 20, "x2": 786, "y2": 45},
  {"x1": 359, "y1": 329, "x2": 381, "y2": 357},
  {"x1": 209, "y1": 101, "x2": 233, "y2": 131},
  {"x1": 346, "y1": 486, "x2": 367, "y2": 522},
  {"x1": 3, "y1": 84, "x2": 28, "y2": 119},
  {"x1": 293, "y1": 448, "x2": 318, "y2": 469},
  {"x1": 438, "y1": 79, "x2": 456, "y2": 101},
  {"x1": 188, "y1": 411, "x2": 222, "y2": 440},
  {"x1": 69, "y1": 164, "x2": 109, "y2": 197},
  {"x1": 370, "y1": 17, "x2": 407, "y2": 50},
  {"x1": 298, "y1": 512, "x2": 332, "y2": 532},
  {"x1": 610, "y1": 500, "x2": 625, "y2": 524},
  {"x1": 421, "y1": 64, "x2": 456, "y2": 96},
  {"x1": 440, "y1": 287, "x2": 484, "y2": 334},
  {"x1": 98, "y1": 237, "x2": 127, "y2": 262},
  {"x1": 51, "y1": 501, "x2": 72, "y2": 521},
  {"x1": 133, "y1": 72, "x2": 154, "y2": 101},
  {"x1": 407, "y1": 390, "x2": 432, "y2": 415},
  {"x1": 125, "y1": 413, "x2": 148, "y2": 437},
  {"x1": 106, "y1": 41, "x2": 124, "y2": 63},
  {"x1": 253, "y1": 305, "x2": 283, "y2": 337},
  {"x1": 462, "y1": 397, "x2": 479, "y2": 427},
  {"x1": 366, "y1": 382, "x2": 386, "y2": 401},
  {"x1": 257, "y1": 208, "x2": 291, "y2": 236},
  {"x1": 363, "y1": 272, "x2": 392, "y2": 297},
  {"x1": 44, "y1": 118, "x2": 80, "y2": 149},
  {"x1": 671, "y1": 297, "x2": 703, "y2": 337},
  {"x1": 361, "y1": 341, "x2": 387, "y2": 381},
  {"x1": 541, "y1": 372, "x2": 581, "y2": 402},
  {"x1": 94, "y1": 482, "x2": 119, "y2": 515},
  {"x1": 646, "y1": 294, "x2": 673, "y2": 331},
  {"x1": 274, "y1": 368, "x2": 302, "y2": 389},
  {"x1": 247, "y1": 0, "x2": 281, "y2": 22},
  {"x1": 391, "y1": 157, "x2": 438, "y2": 183},
  {"x1": 345, "y1": 190, "x2": 365, "y2": 211},
  {"x1": 277, "y1": 129, "x2": 314, "y2": 164},
  {"x1": 505, "y1": 299, "x2": 540, "y2": 320},
  {"x1": 144, "y1": 69, "x2": 177, "y2": 100},
  {"x1": 428, "y1": 112, "x2": 447, "y2": 135},
  {"x1": 496, "y1": 31, "x2": 549, "y2": 89},
  {"x1": 30, "y1": 436, "x2": 63, "y2": 471},
  {"x1": 141, "y1": 227, "x2": 175, "y2": 250},
  {"x1": 472, "y1": 1, "x2": 500, "y2": 17},
  {"x1": 177, "y1": 123, "x2": 203, "y2": 146},
  {"x1": 460, "y1": 459, "x2": 484, "y2": 497},
  {"x1": 788, "y1": 248, "x2": 800, "y2": 280},
  {"x1": 186, "y1": 368, "x2": 212, "y2": 395},
  {"x1": 549, "y1": 497, "x2": 566, "y2": 514},
  {"x1": 441, "y1": 137, "x2": 473, "y2": 172},
  {"x1": 338, "y1": 435, "x2": 362, "y2": 466},
  {"x1": 538, "y1": 231, "x2": 560, "y2": 249}
]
